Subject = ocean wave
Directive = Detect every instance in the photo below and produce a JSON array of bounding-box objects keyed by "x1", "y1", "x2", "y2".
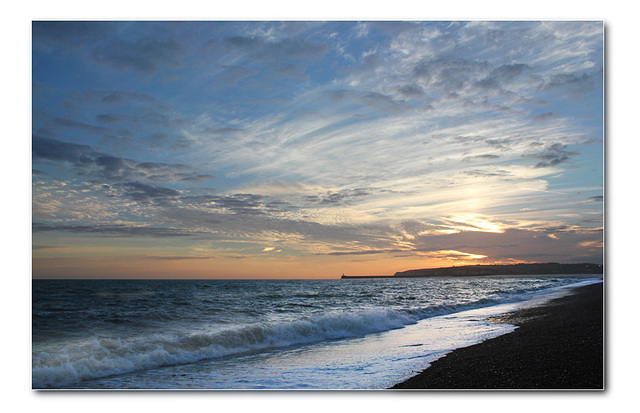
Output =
[
  {"x1": 33, "y1": 303, "x2": 448, "y2": 388},
  {"x1": 33, "y1": 278, "x2": 601, "y2": 388}
]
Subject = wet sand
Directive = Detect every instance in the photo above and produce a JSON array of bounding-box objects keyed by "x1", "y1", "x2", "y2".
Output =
[{"x1": 391, "y1": 282, "x2": 604, "y2": 390}]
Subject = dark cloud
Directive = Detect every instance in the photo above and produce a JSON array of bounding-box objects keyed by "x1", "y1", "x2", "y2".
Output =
[
  {"x1": 542, "y1": 68, "x2": 603, "y2": 97},
  {"x1": 397, "y1": 84, "x2": 425, "y2": 98},
  {"x1": 413, "y1": 58, "x2": 490, "y2": 92},
  {"x1": 115, "y1": 181, "x2": 182, "y2": 203},
  {"x1": 92, "y1": 37, "x2": 186, "y2": 75},
  {"x1": 524, "y1": 143, "x2": 578, "y2": 168},
  {"x1": 485, "y1": 138, "x2": 513, "y2": 150},
  {"x1": 225, "y1": 36, "x2": 329, "y2": 61},
  {"x1": 32, "y1": 245, "x2": 63, "y2": 250},
  {"x1": 101, "y1": 90, "x2": 165, "y2": 106},
  {"x1": 462, "y1": 154, "x2": 501, "y2": 162},
  {"x1": 32, "y1": 136, "x2": 213, "y2": 182},
  {"x1": 46, "y1": 89, "x2": 190, "y2": 152},
  {"x1": 182, "y1": 193, "x2": 270, "y2": 215},
  {"x1": 475, "y1": 63, "x2": 530, "y2": 90},
  {"x1": 409, "y1": 226, "x2": 603, "y2": 264},
  {"x1": 352, "y1": 54, "x2": 384, "y2": 74},
  {"x1": 52, "y1": 117, "x2": 112, "y2": 134},
  {"x1": 301, "y1": 188, "x2": 371, "y2": 206},
  {"x1": 95, "y1": 155, "x2": 130, "y2": 178},
  {"x1": 462, "y1": 169, "x2": 511, "y2": 177},
  {"x1": 135, "y1": 162, "x2": 212, "y2": 182},
  {"x1": 32, "y1": 135, "x2": 95, "y2": 166},
  {"x1": 140, "y1": 255, "x2": 215, "y2": 260},
  {"x1": 226, "y1": 36, "x2": 261, "y2": 48},
  {"x1": 32, "y1": 222, "x2": 196, "y2": 237},
  {"x1": 98, "y1": 91, "x2": 186, "y2": 131},
  {"x1": 96, "y1": 113, "x2": 126, "y2": 124},
  {"x1": 325, "y1": 89, "x2": 408, "y2": 113},
  {"x1": 323, "y1": 249, "x2": 403, "y2": 256},
  {"x1": 33, "y1": 21, "x2": 115, "y2": 49},
  {"x1": 217, "y1": 65, "x2": 258, "y2": 85},
  {"x1": 271, "y1": 64, "x2": 310, "y2": 80},
  {"x1": 590, "y1": 195, "x2": 604, "y2": 202},
  {"x1": 202, "y1": 127, "x2": 243, "y2": 139},
  {"x1": 532, "y1": 112, "x2": 560, "y2": 122},
  {"x1": 322, "y1": 188, "x2": 371, "y2": 205}
]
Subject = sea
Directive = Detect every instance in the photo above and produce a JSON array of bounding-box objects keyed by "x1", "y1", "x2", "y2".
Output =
[{"x1": 32, "y1": 275, "x2": 602, "y2": 390}]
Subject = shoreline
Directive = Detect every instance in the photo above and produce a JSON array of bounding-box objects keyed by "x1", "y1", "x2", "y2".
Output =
[{"x1": 390, "y1": 282, "x2": 604, "y2": 390}]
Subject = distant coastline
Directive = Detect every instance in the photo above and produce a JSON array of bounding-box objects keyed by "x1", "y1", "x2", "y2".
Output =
[{"x1": 340, "y1": 262, "x2": 603, "y2": 279}]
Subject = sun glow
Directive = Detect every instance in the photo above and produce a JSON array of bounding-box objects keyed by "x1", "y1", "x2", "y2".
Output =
[
  {"x1": 419, "y1": 250, "x2": 488, "y2": 260},
  {"x1": 441, "y1": 214, "x2": 506, "y2": 234}
]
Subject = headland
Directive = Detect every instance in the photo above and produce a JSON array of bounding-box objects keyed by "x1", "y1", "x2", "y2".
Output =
[{"x1": 340, "y1": 262, "x2": 603, "y2": 279}]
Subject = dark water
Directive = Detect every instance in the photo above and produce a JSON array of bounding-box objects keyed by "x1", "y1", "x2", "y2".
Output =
[{"x1": 32, "y1": 276, "x2": 600, "y2": 389}]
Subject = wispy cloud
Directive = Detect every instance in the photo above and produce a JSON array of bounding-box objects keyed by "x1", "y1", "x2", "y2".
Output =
[
  {"x1": 32, "y1": 21, "x2": 604, "y2": 277},
  {"x1": 33, "y1": 136, "x2": 213, "y2": 183},
  {"x1": 225, "y1": 35, "x2": 330, "y2": 61},
  {"x1": 93, "y1": 37, "x2": 187, "y2": 75}
]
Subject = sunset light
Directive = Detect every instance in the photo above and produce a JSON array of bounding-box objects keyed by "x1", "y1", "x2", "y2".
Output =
[
  {"x1": 32, "y1": 21, "x2": 603, "y2": 279},
  {"x1": 29, "y1": 17, "x2": 606, "y2": 392}
]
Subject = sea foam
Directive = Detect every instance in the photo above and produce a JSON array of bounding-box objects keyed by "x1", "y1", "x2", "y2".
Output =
[
  {"x1": 32, "y1": 307, "x2": 423, "y2": 388},
  {"x1": 32, "y1": 277, "x2": 602, "y2": 388}
]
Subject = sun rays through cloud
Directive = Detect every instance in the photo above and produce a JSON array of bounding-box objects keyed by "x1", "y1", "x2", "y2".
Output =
[{"x1": 32, "y1": 21, "x2": 603, "y2": 278}]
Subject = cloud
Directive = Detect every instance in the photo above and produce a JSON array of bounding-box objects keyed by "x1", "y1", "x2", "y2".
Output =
[
  {"x1": 542, "y1": 69, "x2": 603, "y2": 97},
  {"x1": 31, "y1": 22, "x2": 604, "y2": 275},
  {"x1": 32, "y1": 245, "x2": 64, "y2": 250},
  {"x1": 532, "y1": 112, "x2": 560, "y2": 122},
  {"x1": 216, "y1": 65, "x2": 258, "y2": 85},
  {"x1": 397, "y1": 84, "x2": 425, "y2": 98},
  {"x1": 475, "y1": 63, "x2": 530, "y2": 90},
  {"x1": 225, "y1": 36, "x2": 329, "y2": 61},
  {"x1": 52, "y1": 117, "x2": 112, "y2": 134},
  {"x1": 181, "y1": 193, "x2": 271, "y2": 216},
  {"x1": 140, "y1": 255, "x2": 215, "y2": 260},
  {"x1": 32, "y1": 136, "x2": 213, "y2": 182},
  {"x1": 92, "y1": 37, "x2": 187, "y2": 75},
  {"x1": 32, "y1": 135, "x2": 96, "y2": 165},
  {"x1": 101, "y1": 90, "x2": 166, "y2": 106},
  {"x1": 462, "y1": 168, "x2": 511, "y2": 177},
  {"x1": 408, "y1": 226, "x2": 603, "y2": 264},
  {"x1": 115, "y1": 181, "x2": 182, "y2": 203},
  {"x1": 525, "y1": 143, "x2": 578, "y2": 168},
  {"x1": 201, "y1": 127, "x2": 243, "y2": 140},
  {"x1": 324, "y1": 89, "x2": 409, "y2": 113},
  {"x1": 413, "y1": 58, "x2": 490, "y2": 92},
  {"x1": 418, "y1": 249, "x2": 487, "y2": 260},
  {"x1": 462, "y1": 154, "x2": 501, "y2": 162},
  {"x1": 32, "y1": 222, "x2": 196, "y2": 237},
  {"x1": 323, "y1": 249, "x2": 403, "y2": 256},
  {"x1": 302, "y1": 188, "x2": 372, "y2": 206},
  {"x1": 39, "y1": 88, "x2": 193, "y2": 154},
  {"x1": 271, "y1": 64, "x2": 310, "y2": 80},
  {"x1": 32, "y1": 21, "x2": 115, "y2": 49}
]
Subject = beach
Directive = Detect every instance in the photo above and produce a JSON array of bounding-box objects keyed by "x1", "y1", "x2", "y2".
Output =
[{"x1": 391, "y1": 282, "x2": 604, "y2": 390}]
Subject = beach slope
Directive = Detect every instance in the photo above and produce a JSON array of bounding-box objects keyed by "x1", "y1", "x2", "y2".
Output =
[{"x1": 391, "y1": 282, "x2": 604, "y2": 390}]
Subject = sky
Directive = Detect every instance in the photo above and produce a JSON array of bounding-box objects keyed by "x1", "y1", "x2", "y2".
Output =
[{"x1": 31, "y1": 20, "x2": 604, "y2": 279}]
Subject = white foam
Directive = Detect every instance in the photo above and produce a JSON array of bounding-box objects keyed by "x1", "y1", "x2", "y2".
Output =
[{"x1": 33, "y1": 278, "x2": 603, "y2": 388}]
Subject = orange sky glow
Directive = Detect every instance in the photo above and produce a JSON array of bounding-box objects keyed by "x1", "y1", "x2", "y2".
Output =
[{"x1": 32, "y1": 21, "x2": 603, "y2": 279}]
